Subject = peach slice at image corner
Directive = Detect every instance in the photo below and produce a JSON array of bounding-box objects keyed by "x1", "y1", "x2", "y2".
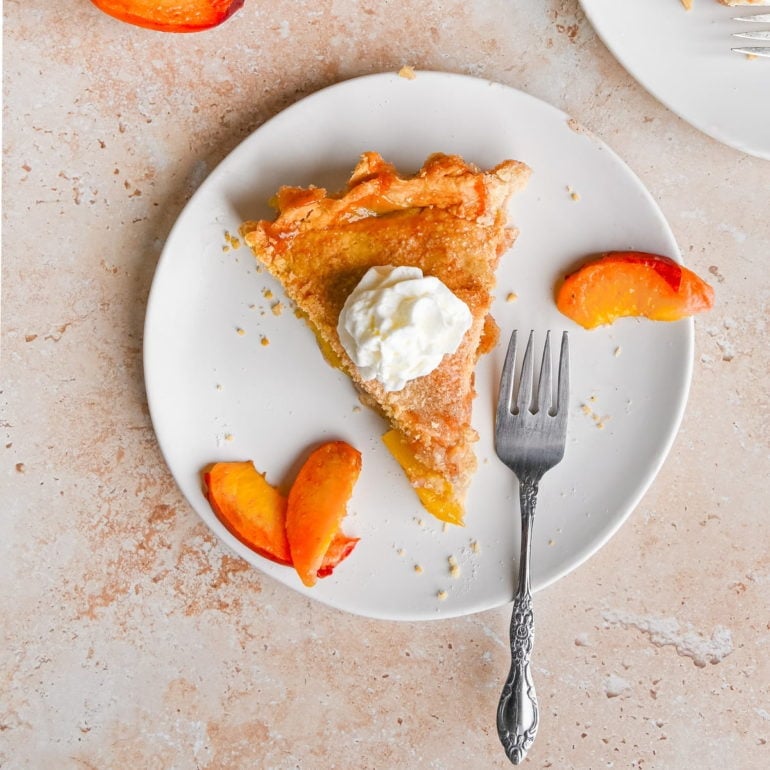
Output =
[
  {"x1": 556, "y1": 251, "x2": 714, "y2": 330},
  {"x1": 90, "y1": 0, "x2": 244, "y2": 33}
]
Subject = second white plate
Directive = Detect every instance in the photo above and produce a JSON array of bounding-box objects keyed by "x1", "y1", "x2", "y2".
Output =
[
  {"x1": 580, "y1": 0, "x2": 770, "y2": 159},
  {"x1": 144, "y1": 71, "x2": 693, "y2": 620}
]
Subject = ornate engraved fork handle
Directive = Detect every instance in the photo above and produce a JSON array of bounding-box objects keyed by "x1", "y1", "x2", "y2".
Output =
[{"x1": 497, "y1": 475, "x2": 540, "y2": 765}]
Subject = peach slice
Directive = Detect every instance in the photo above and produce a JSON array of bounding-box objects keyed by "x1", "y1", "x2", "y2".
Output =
[
  {"x1": 203, "y1": 461, "x2": 291, "y2": 565},
  {"x1": 556, "y1": 251, "x2": 714, "y2": 329},
  {"x1": 90, "y1": 0, "x2": 244, "y2": 33},
  {"x1": 286, "y1": 442, "x2": 362, "y2": 587},
  {"x1": 317, "y1": 534, "x2": 360, "y2": 579}
]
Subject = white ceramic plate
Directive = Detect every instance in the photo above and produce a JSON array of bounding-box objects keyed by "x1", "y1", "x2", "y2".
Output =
[
  {"x1": 144, "y1": 71, "x2": 693, "y2": 621},
  {"x1": 579, "y1": 0, "x2": 770, "y2": 159}
]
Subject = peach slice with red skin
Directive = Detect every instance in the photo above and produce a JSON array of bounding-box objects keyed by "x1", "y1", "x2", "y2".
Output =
[
  {"x1": 286, "y1": 441, "x2": 362, "y2": 587},
  {"x1": 203, "y1": 450, "x2": 360, "y2": 584},
  {"x1": 556, "y1": 251, "x2": 714, "y2": 329},
  {"x1": 90, "y1": 0, "x2": 244, "y2": 33},
  {"x1": 317, "y1": 533, "x2": 360, "y2": 579}
]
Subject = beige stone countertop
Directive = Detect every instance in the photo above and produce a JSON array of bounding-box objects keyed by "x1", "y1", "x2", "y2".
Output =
[{"x1": 3, "y1": 2, "x2": 769, "y2": 768}]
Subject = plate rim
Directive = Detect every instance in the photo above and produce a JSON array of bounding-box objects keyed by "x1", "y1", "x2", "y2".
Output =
[{"x1": 578, "y1": 0, "x2": 770, "y2": 161}]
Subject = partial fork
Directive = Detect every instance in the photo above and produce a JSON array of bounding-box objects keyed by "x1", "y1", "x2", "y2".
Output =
[
  {"x1": 732, "y1": 13, "x2": 770, "y2": 58},
  {"x1": 494, "y1": 330, "x2": 569, "y2": 765}
]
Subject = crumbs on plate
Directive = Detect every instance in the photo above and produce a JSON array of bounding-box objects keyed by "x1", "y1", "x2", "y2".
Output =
[
  {"x1": 223, "y1": 230, "x2": 241, "y2": 251},
  {"x1": 581, "y1": 395, "x2": 611, "y2": 429}
]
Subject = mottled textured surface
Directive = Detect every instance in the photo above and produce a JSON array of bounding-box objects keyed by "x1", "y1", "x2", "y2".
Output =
[{"x1": 2, "y1": 1, "x2": 769, "y2": 768}]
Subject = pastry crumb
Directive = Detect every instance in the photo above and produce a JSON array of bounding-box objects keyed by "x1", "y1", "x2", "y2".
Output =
[
  {"x1": 414, "y1": 564, "x2": 424, "y2": 574},
  {"x1": 506, "y1": 292, "x2": 518, "y2": 303},
  {"x1": 614, "y1": 346, "x2": 622, "y2": 357},
  {"x1": 448, "y1": 555, "x2": 460, "y2": 578},
  {"x1": 224, "y1": 433, "x2": 234, "y2": 442},
  {"x1": 470, "y1": 539, "x2": 480, "y2": 554},
  {"x1": 352, "y1": 405, "x2": 362, "y2": 414},
  {"x1": 437, "y1": 589, "x2": 448, "y2": 601},
  {"x1": 398, "y1": 65, "x2": 416, "y2": 80},
  {"x1": 567, "y1": 185, "x2": 581, "y2": 202},
  {"x1": 581, "y1": 398, "x2": 611, "y2": 429},
  {"x1": 224, "y1": 230, "x2": 241, "y2": 250},
  {"x1": 215, "y1": 383, "x2": 223, "y2": 391},
  {"x1": 260, "y1": 335, "x2": 270, "y2": 346},
  {"x1": 271, "y1": 301, "x2": 284, "y2": 316},
  {"x1": 236, "y1": 327, "x2": 246, "y2": 336},
  {"x1": 396, "y1": 548, "x2": 406, "y2": 557},
  {"x1": 262, "y1": 288, "x2": 274, "y2": 300},
  {"x1": 566, "y1": 117, "x2": 586, "y2": 134}
]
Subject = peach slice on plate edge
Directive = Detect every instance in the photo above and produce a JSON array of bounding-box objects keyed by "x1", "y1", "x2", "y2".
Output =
[{"x1": 555, "y1": 251, "x2": 714, "y2": 329}]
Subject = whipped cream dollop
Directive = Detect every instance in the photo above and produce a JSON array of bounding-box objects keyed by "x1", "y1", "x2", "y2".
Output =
[{"x1": 337, "y1": 265, "x2": 472, "y2": 392}]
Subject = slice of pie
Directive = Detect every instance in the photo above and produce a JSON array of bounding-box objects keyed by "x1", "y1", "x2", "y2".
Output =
[{"x1": 240, "y1": 152, "x2": 530, "y2": 525}]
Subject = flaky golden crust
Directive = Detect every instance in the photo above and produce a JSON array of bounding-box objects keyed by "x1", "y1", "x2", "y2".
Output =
[{"x1": 241, "y1": 152, "x2": 530, "y2": 513}]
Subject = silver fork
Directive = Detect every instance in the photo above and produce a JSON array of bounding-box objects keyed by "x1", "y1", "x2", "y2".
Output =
[
  {"x1": 732, "y1": 13, "x2": 770, "y2": 58},
  {"x1": 494, "y1": 330, "x2": 569, "y2": 765}
]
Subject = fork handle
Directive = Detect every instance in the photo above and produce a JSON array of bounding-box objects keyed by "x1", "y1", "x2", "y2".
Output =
[{"x1": 497, "y1": 477, "x2": 539, "y2": 764}]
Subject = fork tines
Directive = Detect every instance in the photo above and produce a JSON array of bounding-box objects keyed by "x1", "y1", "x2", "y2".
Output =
[
  {"x1": 499, "y1": 330, "x2": 569, "y2": 419},
  {"x1": 731, "y1": 45, "x2": 770, "y2": 57},
  {"x1": 733, "y1": 14, "x2": 770, "y2": 23},
  {"x1": 495, "y1": 329, "x2": 570, "y2": 481},
  {"x1": 733, "y1": 13, "x2": 770, "y2": 57}
]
